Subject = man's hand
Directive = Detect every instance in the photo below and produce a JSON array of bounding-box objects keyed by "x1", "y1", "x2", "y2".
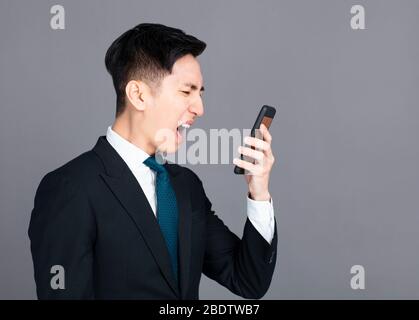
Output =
[{"x1": 233, "y1": 123, "x2": 275, "y2": 201}]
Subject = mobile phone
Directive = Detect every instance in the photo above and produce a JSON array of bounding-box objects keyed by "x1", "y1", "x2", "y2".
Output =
[{"x1": 234, "y1": 105, "x2": 277, "y2": 174}]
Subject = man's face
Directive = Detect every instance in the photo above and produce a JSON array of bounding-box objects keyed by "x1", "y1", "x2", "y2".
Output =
[{"x1": 143, "y1": 54, "x2": 204, "y2": 154}]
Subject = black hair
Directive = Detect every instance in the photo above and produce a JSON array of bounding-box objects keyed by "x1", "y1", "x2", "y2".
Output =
[{"x1": 105, "y1": 23, "x2": 206, "y2": 117}]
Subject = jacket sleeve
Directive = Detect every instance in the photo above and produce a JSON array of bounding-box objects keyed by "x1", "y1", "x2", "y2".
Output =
[
  {"x1": 28, "y1": 171, "x2": 96, "y2": 299},
  {"x1": 196, "y1": 176, "x2": 278, "y2": 299}
]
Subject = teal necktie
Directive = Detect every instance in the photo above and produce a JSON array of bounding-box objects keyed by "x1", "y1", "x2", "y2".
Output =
[{"x1": 143, "y1": 155, "x2": 179, "y2": 283}]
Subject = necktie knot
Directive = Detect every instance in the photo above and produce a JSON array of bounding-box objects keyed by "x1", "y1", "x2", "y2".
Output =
[{"x1": 143, "y1": 155, "x2": 166, "y2": 174}]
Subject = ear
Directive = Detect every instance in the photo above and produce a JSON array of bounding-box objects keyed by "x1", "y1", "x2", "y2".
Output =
[{"x1": 125, "y1": 80, "x2": 151, "y2": 111}]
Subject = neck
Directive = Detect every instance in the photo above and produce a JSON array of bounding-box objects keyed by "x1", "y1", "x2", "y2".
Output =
[{"x1": 112, "y1": 113, "x2": 156, "y2": 156}]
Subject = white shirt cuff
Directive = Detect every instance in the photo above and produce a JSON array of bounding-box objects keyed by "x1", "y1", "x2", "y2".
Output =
[{"x1": 246, "y1": 194, "x2": 275, "y2": 245}]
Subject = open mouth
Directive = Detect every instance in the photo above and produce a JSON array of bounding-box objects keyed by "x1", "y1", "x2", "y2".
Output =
[
  {"x1": 176, "y1": 121, "x2": 191, "y2": 143},
  {"x1": 177, "y1": 121, "x2": 191, "y2": 131}
]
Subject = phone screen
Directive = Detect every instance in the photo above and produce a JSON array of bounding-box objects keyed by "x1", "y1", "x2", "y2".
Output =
[
  {"x1": 253, "y1": 116, "x2": 273, "y2": 140},
  {"x1": 261, "y1": 116, "x2": 273, "y2": 129}
]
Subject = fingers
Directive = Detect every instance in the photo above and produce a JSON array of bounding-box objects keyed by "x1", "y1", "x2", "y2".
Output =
[
  {"x1": 244, "y1": 136, "x2": 270, "y2": 151},
  {"x1": 238, "y1": 145, "x2": 264, "y2": 162},
  {"x1": 244, "y1": 124, "x2": 274, "y2": 158},
  {"x1": 233, "y1": 157, "x2": 263, "y2": 175},
  {"x1": 234, "y1": 123, "x2": 275, "y2": 175}
]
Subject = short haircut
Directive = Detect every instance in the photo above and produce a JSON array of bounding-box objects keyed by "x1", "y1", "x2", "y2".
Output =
[{"x1": 105, "y1": 23, "x2": 206, "y2": 117}]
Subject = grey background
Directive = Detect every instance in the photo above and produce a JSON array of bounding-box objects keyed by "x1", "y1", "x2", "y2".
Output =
[{"x1": 1, "y1": 0, "x2": 418, "y2": 299}]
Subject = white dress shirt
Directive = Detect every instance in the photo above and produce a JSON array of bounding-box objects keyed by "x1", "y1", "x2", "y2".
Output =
[{"x1": 106, "y1": 126, "x2": 275, "y2": 244}]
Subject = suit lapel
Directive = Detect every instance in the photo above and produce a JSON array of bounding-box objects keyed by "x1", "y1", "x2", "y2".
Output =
[{"x1": 93, "y1": 137, "x2": 192, "y2": 298}]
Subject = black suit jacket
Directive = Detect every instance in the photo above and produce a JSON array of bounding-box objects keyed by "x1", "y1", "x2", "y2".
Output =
[{"x1": 28, "y1": 136, "x2": 277, "y2": 299}]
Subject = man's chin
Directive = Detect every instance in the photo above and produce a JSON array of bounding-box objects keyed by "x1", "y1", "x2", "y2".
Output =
[
  {"x1": 156, "y1": 141, "x2": 181, "y2": 156},
  {"x1": 154, "y1": 128, "x2": 183, "y2": 156}
]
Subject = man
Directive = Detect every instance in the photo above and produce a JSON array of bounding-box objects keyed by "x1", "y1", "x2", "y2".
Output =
[{"x1": 28, "y1": 23, "x2": 277, "y2": 299}]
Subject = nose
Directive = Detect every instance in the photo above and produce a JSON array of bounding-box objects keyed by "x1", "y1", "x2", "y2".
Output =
[{"x1": 190, "y1": 96, "x2": 204, "y2": 117}]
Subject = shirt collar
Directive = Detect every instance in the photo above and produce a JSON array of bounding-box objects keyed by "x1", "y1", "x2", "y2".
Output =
[{"x1": 106, "y1": 126, "x2": 151, "y2": 170}]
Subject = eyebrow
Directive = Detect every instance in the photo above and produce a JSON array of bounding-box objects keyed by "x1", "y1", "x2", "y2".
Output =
[{"x1": 183, "y1": 82, "x2": 205, "y2": 92}]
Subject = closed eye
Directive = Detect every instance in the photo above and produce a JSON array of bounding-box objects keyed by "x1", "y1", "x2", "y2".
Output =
[{"x1": 181, "y1": 91, "x2": 191, "y2": 95}]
